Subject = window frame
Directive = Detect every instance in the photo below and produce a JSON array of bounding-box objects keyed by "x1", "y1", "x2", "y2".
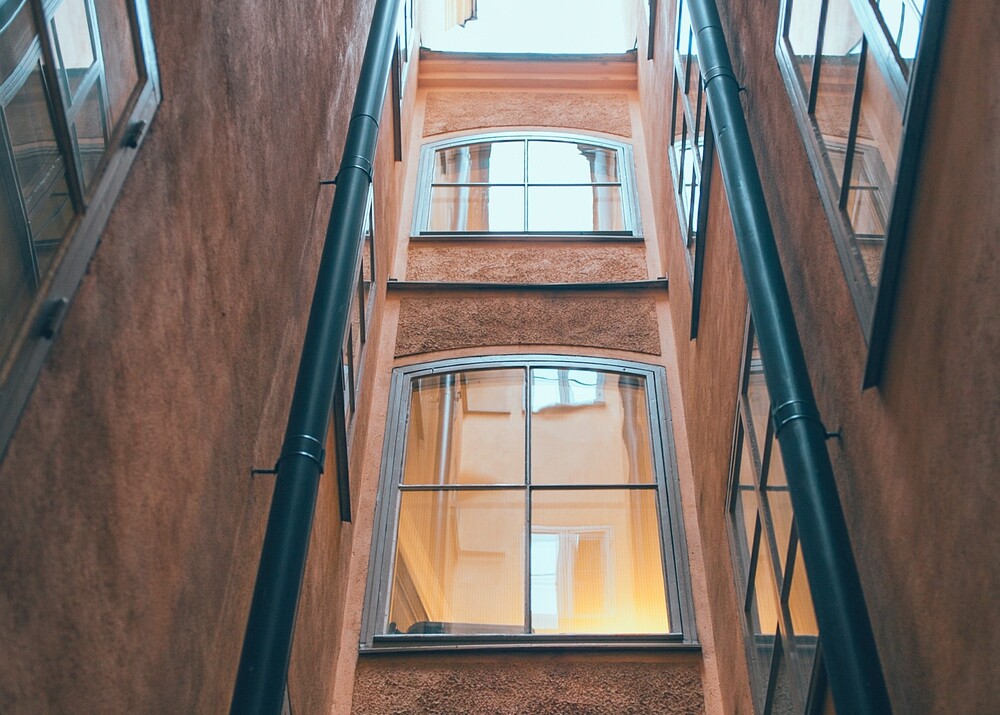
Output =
[
  {"x1": 668, "y1": 0, "x2": 716, "y2": 340},
  {"x1": 0, "y1": 0, "x2": 160, "y2": 459},
  {"x1": 726, "y1": 312, "x2": 833, "y2": 714},
  {"x1": 360, "y1": 354, "x2": 696, "y2": 651},
  {"x1": 774, "y1": 0, "x2": 948, "y2": 387},
  {"x1": 411, "y1": 131, "x2": 643, "y2": 240}
]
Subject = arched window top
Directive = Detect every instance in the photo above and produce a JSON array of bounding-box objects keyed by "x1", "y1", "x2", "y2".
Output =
[{"x1": 413, "y1": 132, "x2": 641, "y2": 237}]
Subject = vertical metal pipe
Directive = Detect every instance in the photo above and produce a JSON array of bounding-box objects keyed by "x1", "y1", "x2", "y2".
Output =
[
  {"x1": 683, "y1": 1, "x2": 893, "y2": 712},
  {"x1": 229, "y1": 0, "x2": 400, "y2": 712}
]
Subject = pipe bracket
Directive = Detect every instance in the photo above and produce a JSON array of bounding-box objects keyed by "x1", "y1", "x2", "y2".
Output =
[
  {"x1": 771, "y1": 399, "x2": 824, "y2": 437},
  {"x1": 276, "y1": 434, "x2": 326, "y2": 474},
  {"x1": 337, "y1": 154, "x2": 374, "y2": 182}
]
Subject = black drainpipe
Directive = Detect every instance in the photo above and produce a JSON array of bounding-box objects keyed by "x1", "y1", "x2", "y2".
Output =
[
  {"x1": 229, "y1": 0, "x2": 400, "y2": 712},
  {"x1": 685, "y1": 1, "x2": 892, "y2": 713}
]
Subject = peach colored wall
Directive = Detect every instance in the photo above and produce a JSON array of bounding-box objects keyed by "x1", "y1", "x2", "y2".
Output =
[
  {"x1": 0, "y1": 1, "x2": 409, "y2": 712},
  {"x1": 641, "y1": 0, "x2": 1000, "y2": 712}
]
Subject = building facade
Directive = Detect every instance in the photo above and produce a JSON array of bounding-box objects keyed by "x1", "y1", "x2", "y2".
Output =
[{"x1": 0, "y1": 0, "x2": 996, "y2": 713}]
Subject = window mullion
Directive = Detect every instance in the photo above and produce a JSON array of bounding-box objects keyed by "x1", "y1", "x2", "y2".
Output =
[
  {"x1": 524, "y1": 366, "x2": 533, "y2": 633},
  {"x1": 839, "y1": 41, "x2": 868, "y2": 209}
]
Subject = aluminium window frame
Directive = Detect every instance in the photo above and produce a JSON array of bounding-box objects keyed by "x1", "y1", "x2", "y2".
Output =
[
  {"x1": 411, "y1": 131, "x2": 644, "y2": 240},
  {"x1": 360, "y1": 354, "x2": 697, "y2": 652},
  {"x1": 774, "y1": 0, "x2": 948, "y2": 387},
  {"x1": 726, "y1": 312, "x2": 832, "y2": 714},
  {"x1": 0, "y1": 0, "x2": 160, "y2": 460},
  {"x1": 668, "y1": 0, "x2": 715, "y2": 341}
]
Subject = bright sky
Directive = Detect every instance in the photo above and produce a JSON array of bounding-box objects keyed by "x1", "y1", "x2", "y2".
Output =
[{"x1": 424, "y1": 0, "x2": 636, "y2": 54}]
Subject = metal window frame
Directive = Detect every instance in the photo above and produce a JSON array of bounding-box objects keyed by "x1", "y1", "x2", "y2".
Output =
[
  {"x1": 726, "y1": 313, "x2": 831, "y2": 714},
  {"x1": 775, "y1": 0, "x2": 949, "y2": 388},
  {"x1": 411, "y1": 131, "x2": 643, "y2": 238},
  {"x1": 0, "y1": 0, "x2": 160, "y2": 461},
  {"x1": 360, "y1": 354, "x2": 697, "y2": 652},
  {"x1": 668, "y1": 0, "x2": 716, "y2": 341}
]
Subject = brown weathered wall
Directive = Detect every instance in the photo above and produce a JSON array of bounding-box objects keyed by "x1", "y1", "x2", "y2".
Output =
[
  {"x1": 395, "y1": 292, "x2": 662, "y2": 356},
  {"x1": 424, "y1": 90, "x2": 633, "y2": 137},
  {"x1": 0, "y1": 0, "x2": 397, "y2": 712},
  {"x1": 406, "y1": 243, "x2": 648, "y2": 283},
  {"x1": 353, "y1": 652, "x2": 705, "y2": 714},
  {"x1": 673, "y1": 0, "x2": 1000, "y2": 710}
]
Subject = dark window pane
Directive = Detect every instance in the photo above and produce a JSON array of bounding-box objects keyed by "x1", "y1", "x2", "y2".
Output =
[
  {"x1": 403, "y1": 370, "x2": 526, "y2": 485},
  {"x1": 433, "y1": 140, "x2": 523, "y2": 184},
  {"x1": 531, "y1": 371, "x2": 654, "y2": 485},
  {"x1": 528, "y1": 141, "x2": 619, "y2": 184},
  {"x1": 428, "y1": 185, "x2": 524, "y2": 232},
  {"x1": 72, "y1": 75, "x2": 108, "y2": 190},
  {"x1": 527, "y1": 185, "x2": 624, "y2": 232},
  {"x1": 388, "y1": 489, "x2": 526, "y2": 634},
  {"x1": 531, "y1": 489, "x2": 668, "y2": 634}
]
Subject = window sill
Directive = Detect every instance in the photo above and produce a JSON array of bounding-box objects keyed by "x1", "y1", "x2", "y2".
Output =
[
  {"x1": 410, "y1": 233, "x2": 645, "y2": 243},
  {"x1": 360, "y1": 636, "x2": 701, "y2": 655}
]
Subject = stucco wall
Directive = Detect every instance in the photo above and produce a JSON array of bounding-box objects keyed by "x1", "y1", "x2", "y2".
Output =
[
  {"x1": 406, "y1": 244, "x2": 648, "y2": 283},
  {"x1": 353, "y1": 653, "x2": 705, "y2": 714},
  {"x1": 395, "y1": 293, "x2": 662, "y2": 357},
  {"x1": 424, "y1": 90, "x2": 633, "y2": 137},
  {"x1": 0, "y1": 0, "x2": 398, "y2": 711}
]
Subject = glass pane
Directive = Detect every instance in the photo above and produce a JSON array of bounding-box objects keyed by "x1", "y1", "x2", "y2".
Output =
[
  {"x1": 428, "y1": 185, "x2": 524, "y2": 232},
  {"x1": 94, "y1": 0, "x2": 142, "y2": 127},
  {"x1": 764, "y1": 435, "x2": 793, "y2": 573},
  {"x1": 51, "y1": 0, "x2": 97, "y2": 100},
  {"x1": 403, "y1": 369, "x2": 526, "y2": 485},
  {"x1": 750, "y1": 515, "x2": 780, "y2": 636},
  {"x1": 733, "y1": 427, "x2": 759, "y2": 584},
  {"x1": 745, "y1": 335, "x2": 770, "y2": 458},
  {"x1": 0, "y1": 174, "x2": 34, "y2": 366},
  {"x1": 432, "y1": 140, "x2": 524, "y2": 184},
  {"x1": 770, "y1": 630, "x2": 798, "y2": 715},
  {"x1": 527, "y1": 185, "x2": 624, "y2": 232},
  {"x1": 531, "y1": 489, "x2": 668, "y2": 634},
  {"x1": 813, "y1": 0, "x2": 863, "y2": 193},
  {"x1": 676, "y1": 0, "x2": 694, "y2": 86},
  {"x1": 531, "y1": 371, "x2": 654, "y2": 485},
  {"x1": 875, "y1": 0, "x2": 924, "y2": 67},
  {"x1": 388, "y1": 489, "x2": 525, "y2": 634},
  {"x1": 787, "y1": 541, "x2": 819, "y2": 637},
  {"x1": 785, "y1": 0, "x2": 822, "y2": 96},
  {"x1": 527, "y1": 141, "x2": 619, "y2": 184},
  {"x1": 5, "y1": 61, "x2": 76, "y2": 274},
  {"x1": 72, "y1": 76, "x2": 108, "y2": 190},
  {"x1": 361, "y1": 206, "x2": 374, "y2": 315}
]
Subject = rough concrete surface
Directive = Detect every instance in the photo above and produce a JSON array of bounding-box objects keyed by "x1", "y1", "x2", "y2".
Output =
[
  {"x1": 406, "y1": 244, "x2": 648, "y2": 283},
  {"x1": 395, "y1": 294, "x2": 661, "y2": 357},
  {"x1": 424, "y1": 91, "x2": 633, "y2": 137},
  {"x1": 352, "y1": 653, "x2": 705, "y2": 714}
]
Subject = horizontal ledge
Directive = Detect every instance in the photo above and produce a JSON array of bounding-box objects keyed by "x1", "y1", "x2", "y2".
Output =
[
  {"x1": 410, "y1": 234, "x2": 644, "y2": 243},
  {"x1": 387, "y1": 278, "x2": 668, "y2": 293},
  {"x1": 359, "y1": 641, "x2": 702, "y2": 656}
]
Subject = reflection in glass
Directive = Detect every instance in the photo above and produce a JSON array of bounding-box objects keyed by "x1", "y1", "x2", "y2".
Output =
[
  {"x1": 73, "y1": 77, "x2": 108, "y2": 190},
  {"x1": 51, "y1": 0, "x2": 96, "y2": 100},
  {"x1": 531, "y1": 371, "x2": 653, "y2": 485},
  {"x1": 403, "y1": 370, "x2": 525, "y2": 485},
  {"x1": 745, "y1": 340, "x2": 770, "y2": 458},
  {"x1": 531, "y1": 489, "x2": 668, "y2": 634},
  {"x1": 433, "y1": 140, "x2": 523, "y2": 184},
  {"x1": 765, "y1": 438, "x2": 793, "y2": 573},
  {"x1": 785, "y1": 0, "x2": 822, "y2": 95},
  {"x1": 428, "y1": 185, "x2": 524, "y2": 232},
  {"x1": 527, "y1": 141, "x2": 618, "y2": 184},
  {"x1": 388, "y1": 489, "x2": 525, "y2": 634},
  {"x1": 787, "y1": 541, "x2": 819, "y2": 637},
  {"x1": 751, "y1": 515, "x2": 780, "y2": 636},
  {"x1": 875, "y1": 0, "x2": 925, "y2": 65},
  {"x1": 527, "y1": 185, "x2": 624, "y2": 232}
]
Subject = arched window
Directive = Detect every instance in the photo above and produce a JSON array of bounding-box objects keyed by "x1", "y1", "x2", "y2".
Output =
[
  {"x1": 413, "y1": 133, "x2": 641, "y2": 236},
  {"x1": 360, "y1": 355, "x2": 694, "y2": 648}
]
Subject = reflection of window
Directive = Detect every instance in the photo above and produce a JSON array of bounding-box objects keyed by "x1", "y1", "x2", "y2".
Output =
[
  {"x1": 1, "y1": 0, "x2": 159, "y2": 453},
  {"x1": 361, "y1": 356, "x2": 693, "y2": 647},
  {"x1": 777, "y1": 0, "x2": 945, "y2": 380},
  {"x1": 727, "y1": 314, "x2": 834, "y2": 714},
  {"x1": 389, "y1": 0, "x2": 413, "y2": 161},
  {"x1": 414, "y1": 133, "x2": 639, "y2": 236},
  {"x1": 669, "y1": 0, "x2": 715, "y2": 339}
]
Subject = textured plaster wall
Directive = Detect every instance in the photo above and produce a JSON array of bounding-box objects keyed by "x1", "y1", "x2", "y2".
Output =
[
  {"x1": 423, "y1": 90, "x2": 633, "y2": 137},
  {"x1": 0, "y1": 0, "x2": 402, "y2": 712},
  {"x1": 353, "y1": 652, "x2": 705, "y2": 714},
  {"x1": 394, "y1": 293, "x2": 661, "y2": 356},
  {"x1": 406, "y1": 244, "x2": 648, "y2": 283},
  {"x1": 686, "y1": 0, "x2": 1000, "y2": 711},
  {"x1": 636, "y1": 6, "x2": 756, "y2": 713}
]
